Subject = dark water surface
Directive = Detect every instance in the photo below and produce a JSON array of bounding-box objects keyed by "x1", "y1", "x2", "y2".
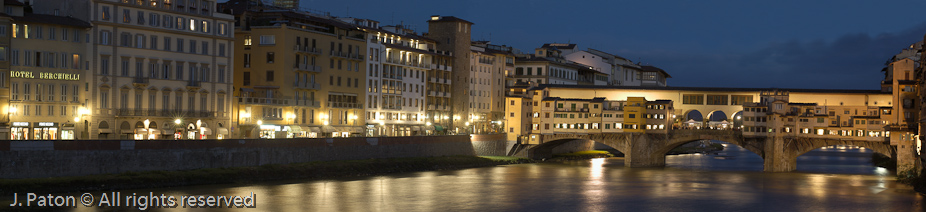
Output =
[{"x1": 17, "y1": 143, "x2": 926, "y2": 211}]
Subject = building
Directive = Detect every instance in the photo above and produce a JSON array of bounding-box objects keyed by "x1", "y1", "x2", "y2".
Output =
[
  {"x1": 339, "y1": 17, "x2": 449, "y2": 136},
  {"x1": 7, "y1": 2, "x2": 91, "y2": 140},
  {"x1": 39, "y1": 0, "x2": 238, "y2": 140},
  {"x1": 468, "y1": 41, "x2": 510, "y2": 133},
  {"x1": 562, "y1": 48, "x2": 669, "y2": 87},
  {"x1": 221, "y1": 0, "x2": 366, "y2": 138},
  {"x1": 0, "y1": 0, "x2": 15, "y2": 139},
  {"x1": 426, "y1": 15, "x2": 475, "y2": 134},
  {"x1": 271, "y1": 0, "x2": 298, "y2": 10}
]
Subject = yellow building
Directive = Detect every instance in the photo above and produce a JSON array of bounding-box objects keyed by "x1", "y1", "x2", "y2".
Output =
[
  {"x1": 222, "y1": 1, "x2": 365, "y2": 138},
  {"x1": 0, "y1": 0, "x2": 13, "y2": 139},
  {"x1": 8, "y1": 7, "x2": 92, "y2": 140}
]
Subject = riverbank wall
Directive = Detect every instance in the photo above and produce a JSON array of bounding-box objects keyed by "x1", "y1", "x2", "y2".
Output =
[{"x1": 0, "y1": 135, "x2": 478, "y2": 179}]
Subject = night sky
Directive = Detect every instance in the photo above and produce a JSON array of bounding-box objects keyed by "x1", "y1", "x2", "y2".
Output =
[{"x1": 287, "y1": 0, "x2": 926, "y2": 90}]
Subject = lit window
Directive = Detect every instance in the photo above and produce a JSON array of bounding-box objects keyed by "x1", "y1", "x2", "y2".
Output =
[{"x1": 189, "y1": 18, "x2": 196, "y2": 31}]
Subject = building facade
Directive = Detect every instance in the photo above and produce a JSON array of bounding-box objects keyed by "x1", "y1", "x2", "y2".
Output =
[
  {"x1": 8, "y1": 5, "x2": 91, "y2": 140},
  {"x1": 222, "y1": 0, "x2": 365, "y2": 138},
  {"x1": 78, "y1": 0, "x2": 235, "y2": 140}
]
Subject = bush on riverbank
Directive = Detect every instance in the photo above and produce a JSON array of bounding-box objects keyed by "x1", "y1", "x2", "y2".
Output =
[{"x1": 0, "y1": 156, "x2": 533, "y2": 194}]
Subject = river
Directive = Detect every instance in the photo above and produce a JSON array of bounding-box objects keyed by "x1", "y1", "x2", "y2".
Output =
[{"x1": 45, "y1": 143, "x2": 926, "y2": 211}]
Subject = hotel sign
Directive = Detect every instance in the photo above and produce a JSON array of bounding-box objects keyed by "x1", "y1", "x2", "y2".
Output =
[{"x1": 11, "y1": 71, "x2": 80, "y2": 81}]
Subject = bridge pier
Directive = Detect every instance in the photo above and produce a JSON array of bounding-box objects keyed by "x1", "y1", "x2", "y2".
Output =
[
  {"x1": 625, "y1": 134, "x2": 666, "y2": 167},
  {"x1": 763, "y1": 136, "x2": 796, "y2": 172}
]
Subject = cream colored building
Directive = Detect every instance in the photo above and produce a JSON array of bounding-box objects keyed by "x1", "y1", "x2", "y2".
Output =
[
  {"x1": 67, "y1": 0, "x2": 237, "y2": 140},
  {"x1": 7, "y1": 6, "x2": 92, "y2": 140},
  {"x1": 222, "y1": 0, "x2": 365, "y2": 138}
]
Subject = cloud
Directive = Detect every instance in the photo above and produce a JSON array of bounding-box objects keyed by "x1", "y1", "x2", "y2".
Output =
[{"x1": 621, "y1": 22, "x2": 926, "y2": 90}]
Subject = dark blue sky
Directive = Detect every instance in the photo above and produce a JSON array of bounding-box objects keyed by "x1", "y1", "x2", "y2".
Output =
[{"x1": 293, "y1": 0, "x2": 926, "y2": 90}]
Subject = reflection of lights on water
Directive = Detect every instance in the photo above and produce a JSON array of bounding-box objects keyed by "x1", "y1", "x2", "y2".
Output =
[
  {"x1": 588, "y1": 158, "x2": 605, "y2": 184},
  {"x1": 874, "y1": 167, "x2": 889, "y2": 176}
]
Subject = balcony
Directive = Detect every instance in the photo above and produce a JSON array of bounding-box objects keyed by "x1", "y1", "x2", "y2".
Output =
[
  {"x1": 187, "y1": 80, "x2": 201, "y2": 88},
  {"x1": 330, "y1": 50, "x2": 348, "y2": 59},
  {"x1": 295, "y1": 100, "x2": 321, "y2": 107},
  {"x1": 295, "y1": 64, "x2": 322, "y2": 73},
  {"x1": 132, "y1": 77, "x2": 149, "y2": 85},
  {"x1": 294, "y1": 45, "x2": 322, "y2": 55},
  {"x1": 238, "y1": 97, "x2": 291, "y2": 106},
  {"x1": 381, "y1": 105, "x2": 403, "y2": 110},
  {"x1": 117, "y1": 109, "x2": 214, "y2": 118},
  {"x1": 328, "y1": 101, "x2": 362, "y2": 109},
  {"x1": 348, "y1": 53, "x2": 365, "y2": 61},
  {"x1": 294, "y1": 82, "x2": 321, "y2": 90}
]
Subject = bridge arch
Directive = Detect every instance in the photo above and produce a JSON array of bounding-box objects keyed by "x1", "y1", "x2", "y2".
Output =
[
  {"x1": 790, "y1": 138, "x2": 895, "y2": 159},
  {"x1": 731, "y1": 111, "x2": 744, "y2": 129},
  {"x1": 707, "y1": 110, "x2": 728, "y2": 122},
  {"x1": 529, "y1": 137, "x2": 629, "y2": 160},
  {"x1": 654, "y1": 135, "x2": 763, "y2": 160},
  {"x1": 685, "y1": 110, "x2": 703, "y2": 121}
]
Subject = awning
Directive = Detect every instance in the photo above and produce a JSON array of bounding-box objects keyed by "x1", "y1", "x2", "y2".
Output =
[
  {"x1": 308, "y1": 127, "x2": 321, "y2": 133},
  {"x1": 321, "y1": 125, "x2": 337, "y2": 133},
  {"x1": 201, "y1": 127, "x2": 212, "y2": 135},
  {"x1": 286, "y1": 125, "x2": 303, "y2": 132},
  {"x1": 98, "y1": 129, "x2": 113, "y2": 134},
  {"x1": 240, "y1": 87, "x2": 255, "y2": 92},
  {"x1": 423, "y1": 125, "x2": 435, "y2": 131},
  {"x1": 134, "y1": 128, "x2": 148, "y2": 134},
  {"x1": 148, "y1": 129, "x2": 162, "y2": 135},
  {"x1": 120, "y1": 129, "x2": 134, "y2": 134},
  {"x1": 351, "y1": 127, "x2": 364, "y2": 133},
  {"x1": 411, "y1": 126, "x2": 421, "y2": 131},
  {"x1": 217, "y1": 127, "x2": 229, "y2": 135},
  {"x1": 162, "y1": 129, "x2": 174, "y2": 135},
  {"x1": 434, "y1": 125, "x2": 444, "y2": 131}
]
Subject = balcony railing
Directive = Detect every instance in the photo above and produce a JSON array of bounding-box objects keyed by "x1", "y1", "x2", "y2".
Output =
[
  {"x1": 133, "y1": 77, "x2": 149, "y2": 85},
  {"x1": 294, "y1": 45, "x2": 321, "y2": 55},
  {"x1": 295, "y1": 64, "x2": 322, "y2": 72},
  {"x1": 295, "y1": 82, "x2": 321, "y2": 90},
  {"x1": 187, "y1": 80, "x2": 201, "y2": 87},
  {"x1": 330, "y1": 50, "x2": 348, "y2": 59},
  {"x1": 238, "y1": 97, "x2": 290, "y2": 106},
  {"x1": 328, "y1": 101, "x2": 362, "y2": 109},
  {"x1": 348, "y1": 53, "x2": 364, "y2": 61},
  {"x1": 295, "y1": 100, "x2": 321, "y2": 107},
  {"x1": 117, "y1": 109, "x2": 214, "y2": 118}
]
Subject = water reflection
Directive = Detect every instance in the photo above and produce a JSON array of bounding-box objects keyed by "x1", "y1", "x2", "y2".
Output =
[{"x1": 42, "y1": 142, "x2": 923, "y2": 212}]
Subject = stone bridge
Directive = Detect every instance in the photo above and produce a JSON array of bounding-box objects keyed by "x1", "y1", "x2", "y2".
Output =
[{"x1": 530, "y1": 129, "x2": 897, "y2": 172}]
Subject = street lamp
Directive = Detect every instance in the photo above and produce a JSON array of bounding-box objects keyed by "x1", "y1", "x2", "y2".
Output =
[{"x1": 143, "y1": 119, "x2": 150, "y2": 140}]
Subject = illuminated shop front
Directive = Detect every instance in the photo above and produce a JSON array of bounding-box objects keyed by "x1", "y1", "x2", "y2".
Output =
[
  {"x1": 60, "y1": 123, "x2": 75, "y2": 140},
  {"x1": 259, "y1": 124, "x2": 280, "y2": 139},
  {"x1": 11, "y1": 122, "x2": 29, "y2": 140},
  {"x1": 33, "y1": 122, "x2": 58, "y2": 140}
]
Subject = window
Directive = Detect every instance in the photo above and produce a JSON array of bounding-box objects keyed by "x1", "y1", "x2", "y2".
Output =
[
  {"x1": 122, "y1": 9, "x2": 131, "y2": 23},
  {"x1": 135, "y1": 34, "x2": 145, "y2": 48},
  {"x1": 243, "y1": 53, "x2": 250, "y2": 67},
  {"x1": 201, "y1": 42, "x2": 208, "y2": 55},
  {"x1": 218, "y1": 43, "x2": 225, "y2": 57},
  {"x1": 100, "y1": 31, "x2": 111, "y2": 45},
  {"x1": 137, "y1": 11, "x2": 145, "y2": 25},
  {"x1": 266, "y1": 52, "x2": 274, "y2": 63},
  {"x1": 100, "y1": 58, "x2": 110, "y2": 75},
  {"x1": 177, "y1": 38, "x2": 184, "y2": 52},
  {"x1": 243, "y1": 35, "x2": 251, "y2": 46},
  {"x1": 100, "y1": 91, "x2": 109, "y2": 109},
  {"x1": 682, "y1": 94, "x2": 704, "y2": 105},
  {"x1": 149, "y1": 13, "x2": 159, "y2": 26},
  {"x1": 102, "y1": 6, "x2": 111, "y2": 20},
  {"x1": 217, "y1": 67, "x2": 225, "y2": 83},
  {"x1": 259, "y1": 35, "x2": 275, "y2": 45},
  {"x1": 243, "y1": 72, "x2": 250, "y2": 86},
  {"x1": 163, "y1": 37, "x2": 171, "y2": 51},
  {"x1": 706, "y1": 95, "x2": 728, "y2": 105},
  {"x1": 201, "y1": 21, "x2": 209, "y2": 33},
  {"x1": 189, "y1": 40, "x2": 196, "y2": 53},
  {"x1": 218, "y1": 23, "x2": 227, "y2": 36}
]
